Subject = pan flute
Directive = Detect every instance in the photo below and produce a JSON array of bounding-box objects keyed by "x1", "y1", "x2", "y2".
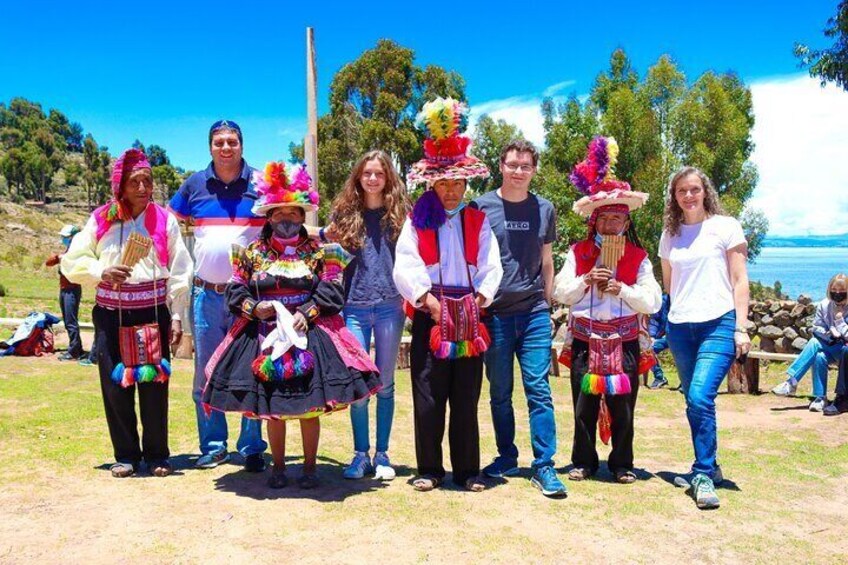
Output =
[
  {"x1": 600, "y1": 235, "x2": 625, "y2": 269},
  {"x1": 121, "y1": 232, "x2": 153, "y2": 268}
]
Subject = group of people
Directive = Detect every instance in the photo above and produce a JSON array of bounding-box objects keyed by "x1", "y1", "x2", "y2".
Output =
[{"x1": 60, "y1": 97, "x2": 758, "y2": 510}]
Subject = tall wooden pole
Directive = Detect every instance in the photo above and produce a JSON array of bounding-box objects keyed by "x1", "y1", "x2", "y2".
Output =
[{"x1": 305, "y1": 27, "x2": 319, "y2": 225}]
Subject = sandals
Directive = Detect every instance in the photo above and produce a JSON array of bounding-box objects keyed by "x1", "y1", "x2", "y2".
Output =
[
  {"x1": 615, "y1": 469, "x2": 637, "y2": 484},
  {"x1": 412, "y1": 475, "x2": 442, "y2": 492},
  {"x1": 110, "y1": 462, "x2": 136, "y2": 478},
  {"x1": 464, "y1": 476, "x2": 486, "y2": 493},
  {"x1": 567, "y1": 467, "x2": 592, "y2": 481},
  {"x1": 149, "y1": 460, "x2": 172, "y2": 478}
]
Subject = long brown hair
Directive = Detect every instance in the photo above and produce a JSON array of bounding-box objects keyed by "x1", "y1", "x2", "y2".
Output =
[
  {"x1": 330, "y1": 150, "x2": 409, "y2": 250},
  {"x1": 663, "y1": 166, "x2": 725, "y2": 237}
]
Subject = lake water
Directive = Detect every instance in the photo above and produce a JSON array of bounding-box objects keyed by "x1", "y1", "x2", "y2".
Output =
[{"x1": 748, "y1": 247, "x2": 848, "y2": 301}]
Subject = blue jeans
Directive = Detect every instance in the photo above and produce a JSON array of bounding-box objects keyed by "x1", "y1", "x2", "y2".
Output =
[
  {"x1": 344, "y1": 297, "x2": 404, "y2": 453},
  {"x1": 652, "y1": 336, "x2": 668, "y2": 380},
  {"x1": 192, "y1": 286, "x2": 266, "y2": 457},
  {"x1": 60, "y1": 286, "x2": 83, "y2": 358},
  {"x1": 484, "y1": 309, "x2": 557, "y2": 469},
  {"x1": 667, "y1": 310, "x2": 736, "y2": 478},
  {"x1": 787, "y1": 336, "x2": 842, "y2": 398}
]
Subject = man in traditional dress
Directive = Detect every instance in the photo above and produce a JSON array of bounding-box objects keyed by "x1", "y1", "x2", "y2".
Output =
[{"x1": 553, "y1": 137, "x2": 661, "y2": 483}]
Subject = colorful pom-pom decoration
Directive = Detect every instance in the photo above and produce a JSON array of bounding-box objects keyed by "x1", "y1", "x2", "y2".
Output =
[
  {"x1": 580, "y1": 372, "x2": 632, "y2": 396},
  {"x1": 110, "y1": 359, "x2": 172, "y2": 388},
  {"x1": 252, "y1": 349, "x2": 315, "y2": 382}
]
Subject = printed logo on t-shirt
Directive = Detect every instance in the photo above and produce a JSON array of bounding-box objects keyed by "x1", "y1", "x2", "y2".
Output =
[{"x1": 505, "y1": 221, "x2": 530, "y2": 231}]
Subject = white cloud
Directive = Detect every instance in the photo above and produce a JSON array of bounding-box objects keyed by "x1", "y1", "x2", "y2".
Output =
[
  {"x1": 468, "y1": 95, "x2": 551, "y2": 147},
  {"x1": 471, "y1": 74, "x2": 848, "y2": 237},
  {"x1": 747, "y1": 75, "x2": 848, "y2": 236},
  {"x1": 543, "y1": 80, "x2": 577, "y2": 97}
]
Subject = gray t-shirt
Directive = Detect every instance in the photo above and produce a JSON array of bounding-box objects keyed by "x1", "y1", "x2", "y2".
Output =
[{"x1": 471, "y1": 190, "x2": 556, "y2": 314}]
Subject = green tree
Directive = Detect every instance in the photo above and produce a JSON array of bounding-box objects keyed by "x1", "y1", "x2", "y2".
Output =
[
  {"x1": 795, "y1": 1, "x2": 848, "y2": 90},
  {"x1": 539, "y1": 50, "x2": 766, "y2": 272},
  {"x1": 306, "y1": 39, "x2": 465, "y2": 218},
  {"x1": 152, "y1": 164, "x2": 183, "y2": 200},
  {"x1": 470, "y1": 114, "x2": 524, "y2": 191},
  {"x1": 146, "y1": 144, "x2": 170, "y2": 167},
  {"x1": 83, "y1": 134, "x2": 111, "y2": 209},
  {"x1": 48, "y1": 109, "x2": 84, "y2": 152}
]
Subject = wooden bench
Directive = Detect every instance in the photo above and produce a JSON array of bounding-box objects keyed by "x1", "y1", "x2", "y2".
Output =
[{"x1": 727, "y1": 350, "x2": 798, "y2": 394}]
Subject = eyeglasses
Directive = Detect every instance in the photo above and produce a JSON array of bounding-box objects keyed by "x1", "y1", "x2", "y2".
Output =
[{"x1": 503, "y1": 163, "x2": 535, "y2": 173}]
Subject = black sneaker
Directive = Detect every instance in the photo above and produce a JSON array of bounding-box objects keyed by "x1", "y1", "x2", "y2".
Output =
[
  {"x1": 824, "y1": 396, "x2": 848, "y2": 416},
  {"x1": 244, "y1": 453, "x2": 267, "y2": 472}
]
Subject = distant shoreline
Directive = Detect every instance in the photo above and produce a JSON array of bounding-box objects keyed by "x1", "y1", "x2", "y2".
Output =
[{"x1": 763, "y1": 234, "x2": 848, "y2": 248}]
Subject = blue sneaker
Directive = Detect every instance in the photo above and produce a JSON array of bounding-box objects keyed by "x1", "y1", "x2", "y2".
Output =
[
  {"x1": 691, "y1": 473, "x2": 720, "y2": 509},
  {"x1": 343, "y1": 451, "x2": 373, "y2": 480},
  {"x1": 482, "y1": 457, "x2": 520, "y2": 478},
  {"x1": 531, "y1": 465, "x2": 567, "y2": 498},
  {"x1": 195, "y1": 451, "x2": 230, "y2": 469}
]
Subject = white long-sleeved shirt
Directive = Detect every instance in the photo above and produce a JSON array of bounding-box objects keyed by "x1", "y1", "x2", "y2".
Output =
[
  {"x1": 393, "y1": 214, "x2": 503, "y2": 308},
  {"x1": 61, "y1": 208, "x2": 194, "y2": 320},
  {"x1": 553, "y1": 247, "x2": 661, "y2": 320}
]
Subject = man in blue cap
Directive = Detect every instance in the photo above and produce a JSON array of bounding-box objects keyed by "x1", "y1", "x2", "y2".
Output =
[{"x1": 169, "y1": 120, "x2": 268, "y2": 472}]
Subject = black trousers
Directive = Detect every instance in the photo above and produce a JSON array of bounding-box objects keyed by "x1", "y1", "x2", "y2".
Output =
[
  {"x1": 93, "y1": 304, "x2": 171, "y2": 464},
  {"x1": 836, "y1": 345, "x2": 848, "y2": 396},
  {"x1": 60, "y1": 287, "x2": 83, "y2": 358},
  {"x1": 569, "y1": 338, "x2": 640, "y2": 473},
  {"x1": 410, "y1": 311, "x2": 483, "y2": 485}
]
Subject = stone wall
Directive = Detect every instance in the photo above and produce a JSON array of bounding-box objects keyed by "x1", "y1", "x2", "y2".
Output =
[{"x1": 748, "y1": 295, "x2": 816, "y2": 353}]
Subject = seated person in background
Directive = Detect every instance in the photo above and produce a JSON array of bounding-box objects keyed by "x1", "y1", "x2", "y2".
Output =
[{"x1": 772, "y1": 273, "x2": 848, "y2": 412}]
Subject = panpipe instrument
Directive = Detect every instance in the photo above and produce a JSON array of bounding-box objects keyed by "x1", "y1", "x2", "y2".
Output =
[
  {"x1": 121, "y1": 232, "x2": 153, "y2": 268},
  {"x1": 114, "y1": 232, "x2": 153, "y2": 289},
  {"x1": 600, "y1": 234, "x2": 625, "y2": 269}
]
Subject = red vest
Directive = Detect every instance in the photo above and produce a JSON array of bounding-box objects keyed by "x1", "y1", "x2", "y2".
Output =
[
  {"x1": 572, "y1": 239, "x2": 646, "y2": 285},
  {"x1": 415, "y1": 207, "x2": 485, "y2": 267}
]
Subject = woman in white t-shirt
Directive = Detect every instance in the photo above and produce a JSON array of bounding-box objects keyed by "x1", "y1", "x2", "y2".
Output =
[{"x1": 658, "y1": 166, "x2": 751, "y2": 510}]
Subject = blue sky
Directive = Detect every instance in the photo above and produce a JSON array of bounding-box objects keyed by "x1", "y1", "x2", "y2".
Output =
[{"x1": 1, "y1": 0, "x2": 846, "y2": 235}]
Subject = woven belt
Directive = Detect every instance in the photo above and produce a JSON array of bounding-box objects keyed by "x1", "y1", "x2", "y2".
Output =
[
  {"x1": 572, "y1": 314, "x2": 640, "y2": 342},
  {"x1": 193, "y1": 276, "x2": 227, "y2": 294}
]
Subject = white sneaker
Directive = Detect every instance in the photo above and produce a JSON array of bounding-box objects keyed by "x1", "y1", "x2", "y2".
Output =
[
  {"x1": 373, "y1": 451, "x2": 396, "y2": 481},
  {"x1": 771, "y1": 380, "x2": 797, "y2": 397},
  {"x1": 809, "y1": 397, "x2": 827, "y2": 412}
]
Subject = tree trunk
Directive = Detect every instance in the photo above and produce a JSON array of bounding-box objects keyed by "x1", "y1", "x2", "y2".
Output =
[{"x1": 726, "y1": 357, "x2": 759, "y2": 394}]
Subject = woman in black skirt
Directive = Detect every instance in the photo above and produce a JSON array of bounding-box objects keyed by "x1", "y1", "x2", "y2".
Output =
[{"x1": 202, "y1": 161, "x2": 381, "y2": 489}]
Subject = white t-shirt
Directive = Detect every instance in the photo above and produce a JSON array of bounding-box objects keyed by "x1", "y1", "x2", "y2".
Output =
[{"x1": 659, "y1": 215, "x2": 746, "y2": 324}]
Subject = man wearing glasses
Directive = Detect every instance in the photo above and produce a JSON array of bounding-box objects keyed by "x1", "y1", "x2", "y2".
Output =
[
  {"x1": 169, "y1": 120, "x2": 268, "y2": 472},
  {"x1": 471, "y1": 140, "x2": 566, "y2": 498}
]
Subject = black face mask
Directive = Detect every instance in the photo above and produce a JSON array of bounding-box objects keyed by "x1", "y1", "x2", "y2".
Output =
[{"x1": 831, "y1": 291, "x2": 847, "y2": 303}]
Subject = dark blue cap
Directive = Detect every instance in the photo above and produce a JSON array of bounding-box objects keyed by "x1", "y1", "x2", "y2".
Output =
[{"x1": 209, "y1": 120, "x2": 243, "y2": 145}]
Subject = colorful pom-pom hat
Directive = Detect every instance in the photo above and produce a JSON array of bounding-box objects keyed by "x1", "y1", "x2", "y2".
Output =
[
  {"x1": 406, "y1": 97, "x2": 490, "y2": 188},
  {"x1": 570, "y1": 136, "x2": 648, "y2": 218},
  {"x1": 251, "y1": 161, "x2": 320, "y2": 216}
]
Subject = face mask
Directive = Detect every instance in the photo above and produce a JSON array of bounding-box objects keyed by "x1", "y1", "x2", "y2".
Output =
[
  {"x1": 831, "y1": 291, "x2": 847, "y2": 303},
  {"x1": 445, "y1": 202, "x2": 466, "y2": 218},
  {"x1": 270, "y1": 219, "x2": 301, "y2": 239},
  {"x1": 61, "y1": 237, "x2": 71, "y2": 247}
]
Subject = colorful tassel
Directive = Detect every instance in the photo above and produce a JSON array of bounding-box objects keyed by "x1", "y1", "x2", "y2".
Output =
[
  {"x1": 252, "y1": 350, "x2": 314, "y2": 382},
  {"x1": 111, "y1": 362, "x2": 126, "y2": 385},
  {"x1": 580, "y1": 373, "x2": 632, "y2": 396}
]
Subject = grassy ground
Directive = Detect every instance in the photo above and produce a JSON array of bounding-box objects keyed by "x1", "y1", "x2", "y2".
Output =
[{"x1": 1, "y1": 349, "x2": 847, "y2": 564}]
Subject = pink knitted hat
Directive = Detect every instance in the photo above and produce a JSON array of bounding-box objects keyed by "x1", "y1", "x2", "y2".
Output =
[{"x1": 111, "y1": 148, "x2": 152, "y2": 199}]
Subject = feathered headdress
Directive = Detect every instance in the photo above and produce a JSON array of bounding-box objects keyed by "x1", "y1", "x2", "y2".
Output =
[
  {"x1": 251, "y1": 161, "x2": 319, "y2": 215},
  {"x1": 570, "y1": 136, "x2": 648, "y2": 218},
  {"x1": 406, "y1": 97, "x2": 489, "y2": 188}
]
